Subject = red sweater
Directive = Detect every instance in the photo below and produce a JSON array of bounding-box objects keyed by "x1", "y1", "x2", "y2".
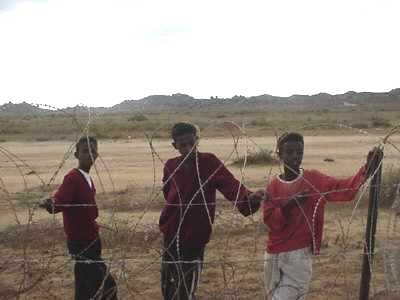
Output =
[
  {"x1": 53, "y1": 169, "x2": 99, "y2": 241},
  {"x1": 159, "y1": 152, "x2": 260, "y2": 247},
  {"x1": 263, "y1": 166, "x2": 366, "y2": 255}
]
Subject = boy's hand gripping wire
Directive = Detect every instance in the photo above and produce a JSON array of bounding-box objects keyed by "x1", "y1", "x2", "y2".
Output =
[
  {"x1": 248, "y1": 189, "x2": 267, "y2": 205},
  {"x1": 38, "y1": 198, "x2": 56, "y2": 214},
  {"x1": 365, "y1": 146, "x2": 384, "y2": 178},
  {"x1": 283, "y1": 190, "x2": 310, "y2": 211}
]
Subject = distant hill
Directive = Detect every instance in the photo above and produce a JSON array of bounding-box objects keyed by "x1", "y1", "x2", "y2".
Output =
[
  {"x1": 0, "y1": 101, "x2": 50, "y2": 114},
  {"x1": 111, "y1": 89, "x2": 400, "y2": 113},
  {"x1": 110, "y1": 93, "x2": 200, "y2": 113},
  {"x1": 62, "y1": 105, "x2": 108, "y2": 115},
  {"x1": 0, "y1": 102, "x2": 107, "y2": 115},
  {"x1": 1, "y1": 89, "x2": 400, "y2": 115}
]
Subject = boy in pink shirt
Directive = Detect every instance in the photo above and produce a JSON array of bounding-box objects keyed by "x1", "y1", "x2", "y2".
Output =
[{"x1": 263, "y1": 132, "x2": 380, "y2": 299}]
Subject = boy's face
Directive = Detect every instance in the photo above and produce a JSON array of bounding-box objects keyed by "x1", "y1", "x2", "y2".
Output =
[
  {"x1": 75, "y1": 142, "x2": 98, "y2": 170},
  {"x1": 279, "y1": 141, "x2": 304, "y2": 171},
  {"x1": 172, "y1": 133, "x2": 198, "y2": 158}
]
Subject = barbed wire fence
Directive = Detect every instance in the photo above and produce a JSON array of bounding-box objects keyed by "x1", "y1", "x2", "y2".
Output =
[{"x1": 0, "y1": 104, "x2": 400, "y2": 299}]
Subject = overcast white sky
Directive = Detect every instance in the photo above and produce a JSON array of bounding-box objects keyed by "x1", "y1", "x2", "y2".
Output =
[{"x1": 0, "y1": 0, "x2": 399, "y2": 108}]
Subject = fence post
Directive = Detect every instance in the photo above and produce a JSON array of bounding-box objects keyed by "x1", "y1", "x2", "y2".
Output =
[{"x1": 359, "y1": 151, "x2": 383, "y2": 300}]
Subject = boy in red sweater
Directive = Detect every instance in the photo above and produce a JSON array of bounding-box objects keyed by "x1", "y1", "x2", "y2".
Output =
[
  {"x1": 263, "y1": 132, "x2": 380, "y2": 300},
  {"x1": 40, "y1": 136, "x2": 117, "y2": 300},
  {"x1": 160, "y1": 122, "x2": 264, "y2": 300}
]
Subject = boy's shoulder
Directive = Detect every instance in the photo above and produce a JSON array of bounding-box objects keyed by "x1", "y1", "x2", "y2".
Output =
[
  {"x1": 165, "y1": 156, "x2": 180, "y2": 167},
  {"x1": 166, "y1": 152, "x2": 219, "y2": 165},
  {"x1": 56, "y1": 169, "x2": 82, "y2": 192},
  {"x1": 303, "y1": 169, "x2": 326, "y2": 178},
  {"x1": 267, "y1": 169, "x2": 325, "y2": 186},
  {"x1": 65, "y1": 168, "x2": 79, "y2": 176},
  {"x1": 62, "y1": 168, "x2": 81, "y2": 182},
  {"x1": 199, "y1": 152, "x2": 219, "y2": 161}
]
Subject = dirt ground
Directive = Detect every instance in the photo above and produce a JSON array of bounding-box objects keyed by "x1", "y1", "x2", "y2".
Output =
[
  {"x1": 1, "y1": 134, "x2": 399, "y2": 192},
  {"x1": 1, "y1": 134, "x2": 400, "y2": 299}
]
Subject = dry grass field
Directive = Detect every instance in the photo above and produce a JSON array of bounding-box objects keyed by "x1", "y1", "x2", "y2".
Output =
[{"x1": 1, "y1": 133, "x2": 400, "y2": 299}]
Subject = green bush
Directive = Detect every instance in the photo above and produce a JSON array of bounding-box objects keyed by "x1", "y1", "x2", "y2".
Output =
[
  {"x1": 371, "y1": 117, "x2": 391, "y2": 128},
  {"x1": 232, "y1": 148, "x2": 278, "y2": 166},
  {"x1": 128, "y1": 114, "x2": 149, "y2": 122},
  {"x1": 352, "y1": 122, "x2": 369, "y2": 129},
  {"x1": 379, "y1": 166, "x2": 400, "y2": 208},
  {"x1": 361, "y1": 166, "x2": 400, "y2": 208},
  {"x1": 249, "y1": 118, "x2": 270, "y2": 127}
]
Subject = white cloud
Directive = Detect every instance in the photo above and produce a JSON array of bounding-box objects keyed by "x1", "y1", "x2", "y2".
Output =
[{"x1": 0, "y1": 0, "x2": 399, "y2": 108}]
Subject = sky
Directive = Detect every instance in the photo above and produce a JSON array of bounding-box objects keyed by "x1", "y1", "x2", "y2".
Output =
[{"x1": 0, "y1": 0, "x2": 399, "y2": 108}]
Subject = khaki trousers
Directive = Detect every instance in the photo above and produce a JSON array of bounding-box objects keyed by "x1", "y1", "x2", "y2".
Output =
[{"x1": 264, "y1": 247, "x2": 312, "y2": 300}]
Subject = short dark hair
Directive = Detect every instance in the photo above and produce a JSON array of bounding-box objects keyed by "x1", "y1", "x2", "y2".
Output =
[
  {"x1": 76, "y1": 136, "x2": 97, "y2": 151},
  {"x1": 277, "y1": 132, "x2": 304, "y2": 153},
  {"x1": 171, "y1": 122, "x2": 198, "y2": 140}
]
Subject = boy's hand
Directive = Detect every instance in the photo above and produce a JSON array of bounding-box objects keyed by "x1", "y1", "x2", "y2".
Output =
[
  {"x1": 283, "y1": 191, "x2": 309, "y2": 211},
  {"x1": 249, "y1": 189, "x2": 267, "y2": 205},
  {"x1": 39, "y1": 198, "x2": 56, "y2": 214},
  {"x1": 365, "y1": 147, "x2": 383, "y2": 178}
]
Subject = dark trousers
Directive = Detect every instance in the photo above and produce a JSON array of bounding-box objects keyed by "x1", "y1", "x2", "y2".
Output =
[
  {"x1": 161, "y1": 239, "x2": 205, "y2": 300},
  {"x1": 67, "y1": 239, "x2": 118, "y2": 300}
]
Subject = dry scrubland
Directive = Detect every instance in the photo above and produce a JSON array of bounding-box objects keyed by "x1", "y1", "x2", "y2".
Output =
[
  {"x1": 1, "y1": 132, "x2": 400, "y2": 299},
  {"x1": 0, "y1": 108, "x2": 398, "y2": 142}
]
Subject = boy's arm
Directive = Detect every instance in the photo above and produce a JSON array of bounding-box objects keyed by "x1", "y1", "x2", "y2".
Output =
[
  {"x1": 162, "y1": 164, "x2": 171, "y2": 200},
  {"x1": 212, "y1": 156, "x2": 261, "y2": 216},
  {"x1": 263, "y1": 184, "x2": 289, "y2": 231},
  {"x1": 321, "y1": 147, "x2": 381, "y2": 202},
  {"x1": 39, "y1": 197, "x2": 59, "y2": 214},
  {"x1": 47, "y1": 174, "x2": 77, "y2": 213},
  {"x1": 263, "y1": 184, "x2": 308, "y2": 231},
  {"x1": 318, "y1": 166, "x2": 366, "y2": 202}
]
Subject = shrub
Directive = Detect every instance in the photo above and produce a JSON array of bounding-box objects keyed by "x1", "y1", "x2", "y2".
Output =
[
  {"x1": 379, "y1": 166, "x2": 400, "y2": 208},
  {"x1": 35, "y1": 137, "x2": 51, "y2": 142},
  {"x1": 0, "y1": 220, "x2": 65, "y2": 249},
  {"x1": 128, "y1": 114, "x2": 149, "y2": 122},
  {"x1": 249, "y1": 118, "x2": 270, "y2": 127},
  {"x1": 371, "y1": 117, "x2": 391, "y2": 128},
  {"x1": 232, "y1": 148, "x2": 279, "y2": 166},
  {"x1": 352, "y1": 122, "x2": 369, "y2": 129},
  {"x1": 360, "y1": 166, "x2": 400, "y2": 208}
]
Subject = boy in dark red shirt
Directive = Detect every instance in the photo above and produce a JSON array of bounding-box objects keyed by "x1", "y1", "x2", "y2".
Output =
[
  {"x1": 160, "y1": 122, "x2": 265, "y2": 300},
  {"x1": 40, "y1": 136, "x2": 117, "y2": 300},
  {"x1": 263, "y1": 132, "x2": 381, "y2": 300}
]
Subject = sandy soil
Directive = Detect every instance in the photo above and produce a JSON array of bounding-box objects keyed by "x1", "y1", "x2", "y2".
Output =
[{"x1": 1, "y1": 134, "x2": 399, "y2": 192}]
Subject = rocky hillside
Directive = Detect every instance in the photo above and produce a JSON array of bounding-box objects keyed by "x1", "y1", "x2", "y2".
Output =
[{"x1": 1, "y1": 89, "x2": 399, "y2": 115}]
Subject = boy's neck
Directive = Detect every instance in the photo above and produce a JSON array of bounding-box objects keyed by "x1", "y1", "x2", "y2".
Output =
[
  {"x1": 181, "y1": 150, "x2": 198, "y2": 163},
  {"x1": 78, "y1": 165, "x2": 91, "y2": 173},
  {"x1": 282, "y1": 166, "x2": 301, "y2": 181},
  {"x1": 182, "y1": 155, "x2": 196, "y2": 166}
]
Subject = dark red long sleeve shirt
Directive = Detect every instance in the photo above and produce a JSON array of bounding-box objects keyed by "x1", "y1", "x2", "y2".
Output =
[
  {"x1": 53, "y1": 169, "x2": 99, "y2": 241},
  {"x1": 159, "y1": 152, "x2": 260, "y2": 247},
  {"x1": 263, "y1": 166, "x2": 366, "y2": 255}
]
